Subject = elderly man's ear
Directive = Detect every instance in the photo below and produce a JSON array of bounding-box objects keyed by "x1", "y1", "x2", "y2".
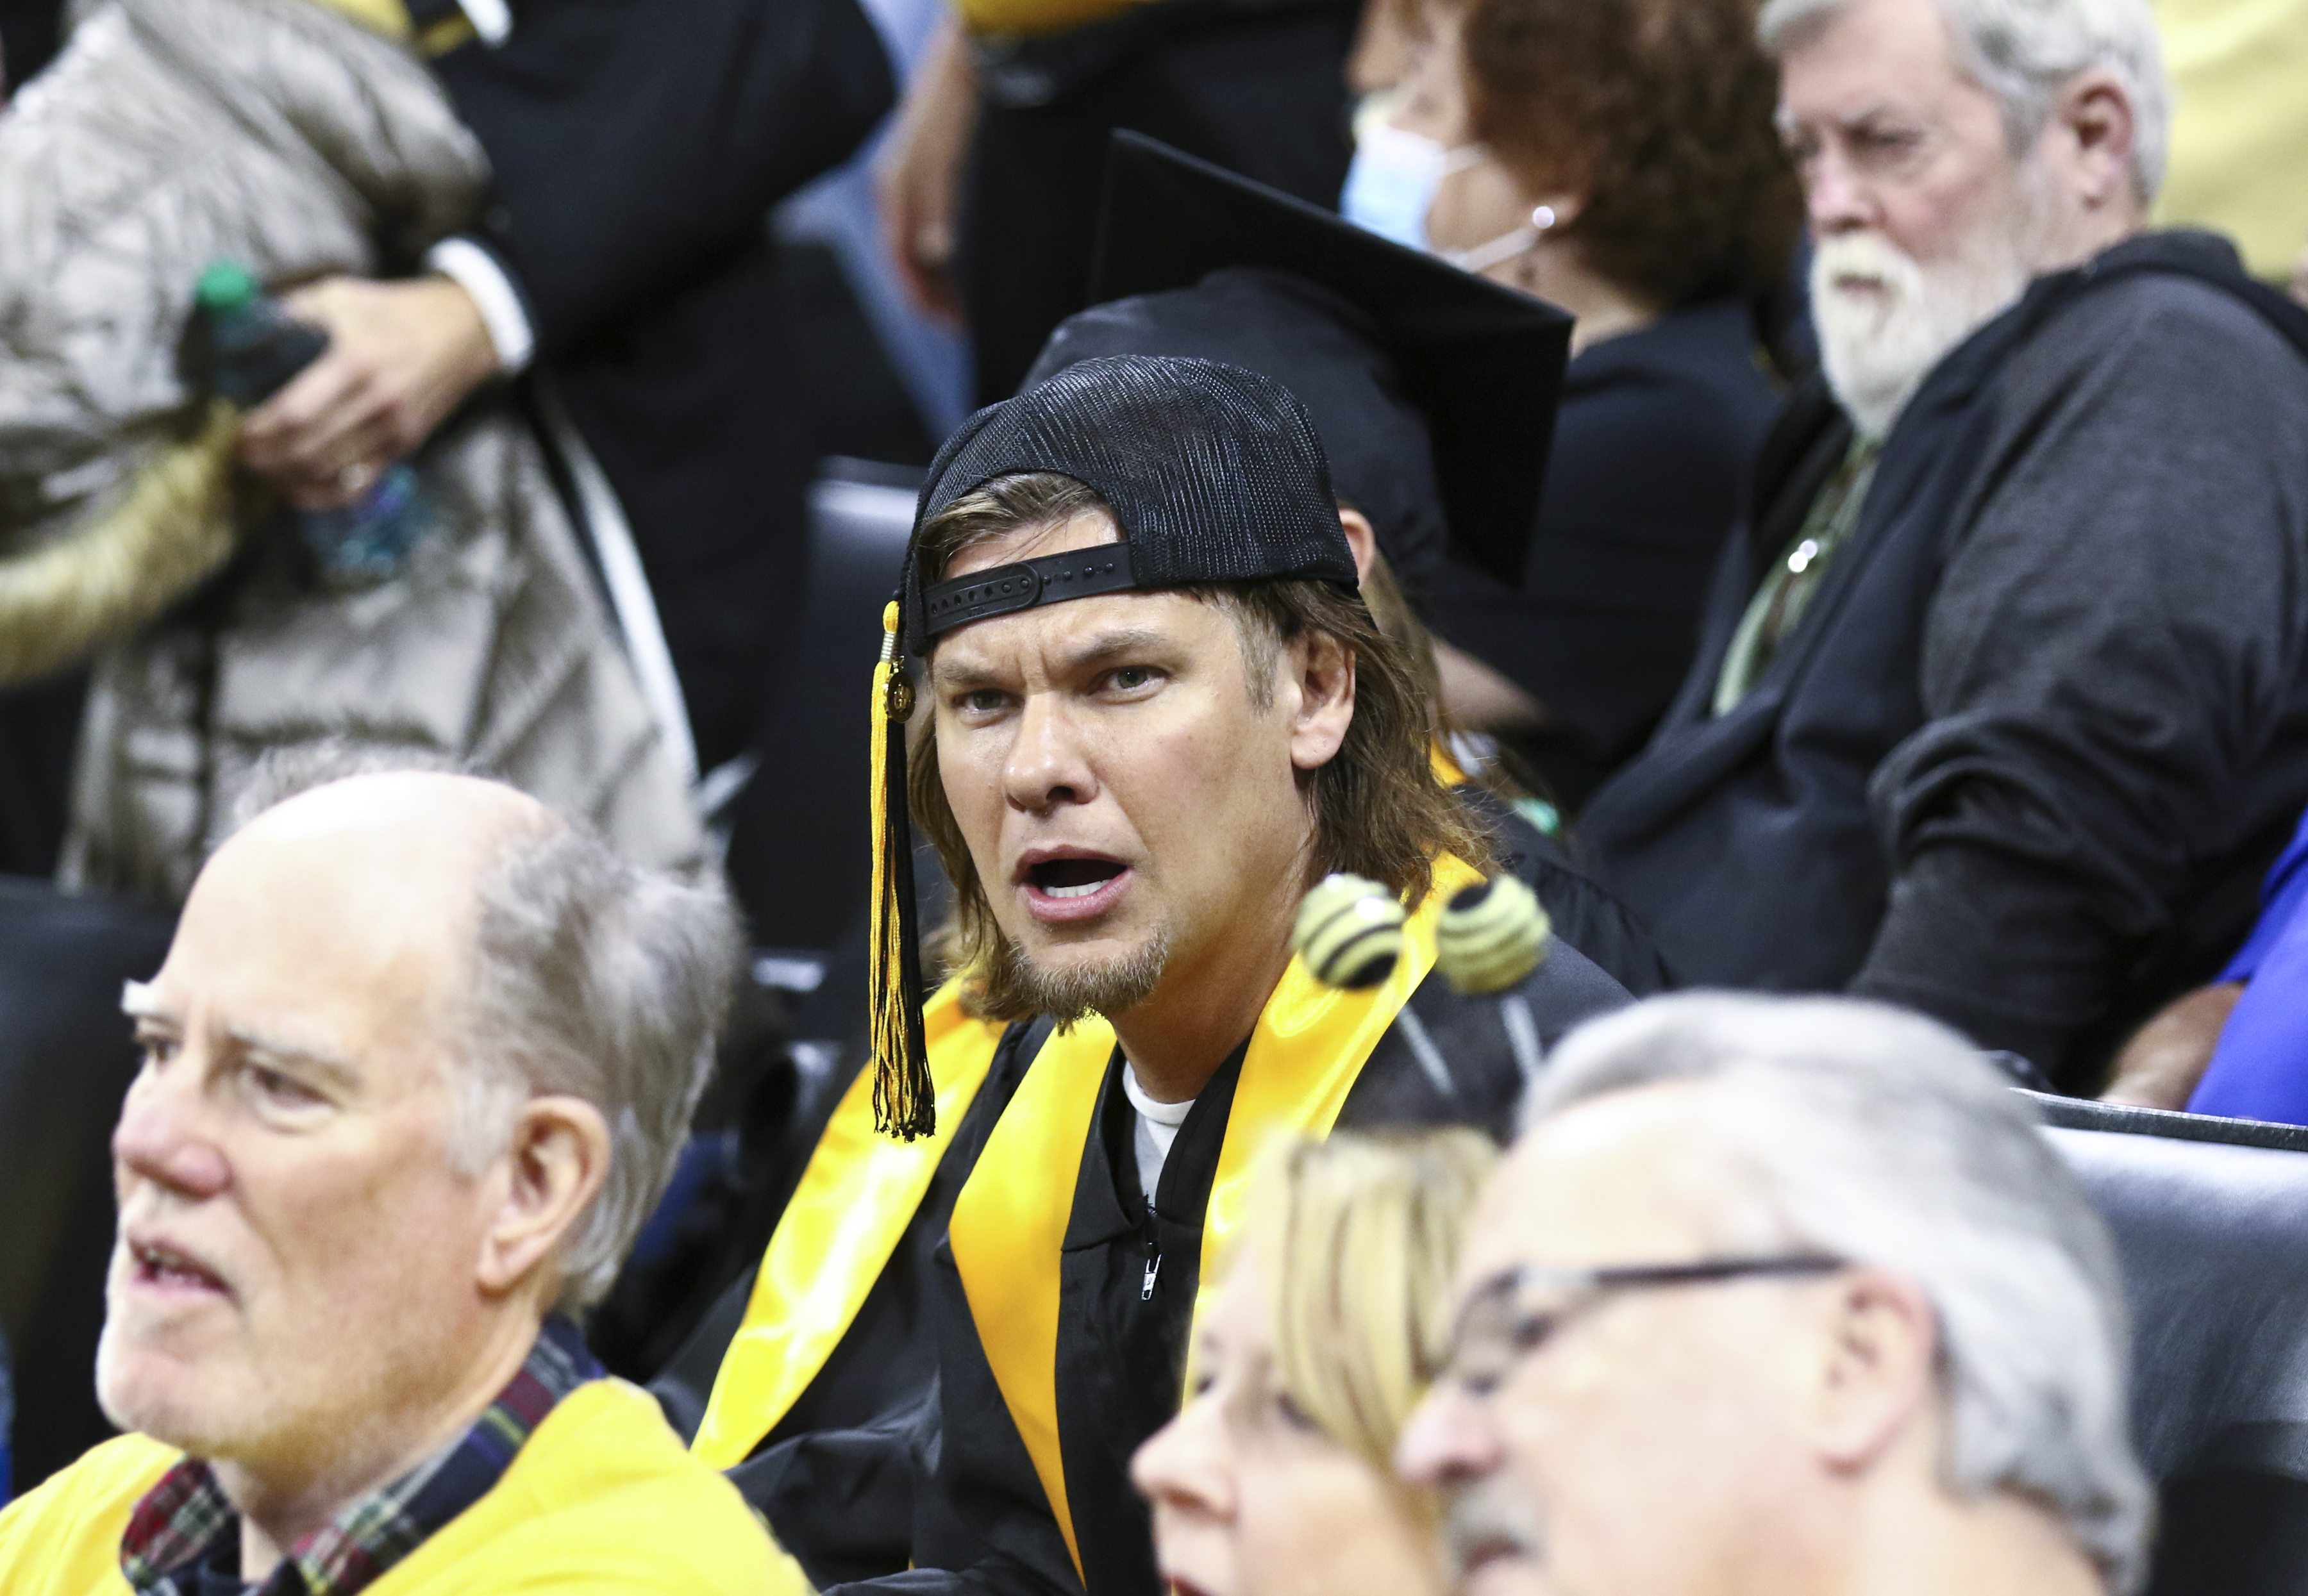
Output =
[
  {"x1": 1803, "y1": 1268, "x2": 1942, "y2": 1474},
  {"x1": 2042, "y1": 67, "x2": 2138, "y2": 215},
  {"x1": 472, "y1": 1097, "x2": 614, "y2": 1300}
]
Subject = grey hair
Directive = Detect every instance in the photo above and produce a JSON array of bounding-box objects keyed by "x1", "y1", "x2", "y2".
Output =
[
  {"x1": 233, "y1": 741, "x2": 741, "y2": 1314},
  {"x1": 1525, "y1": 993, "x2": 2154, "y2": 1594},
  {"x1": 455, "y1": 820, "x2": 740, "y2": 1311},
  {"x1": 1759, "y1": 0, "x2": 2169, "y2": 203}
]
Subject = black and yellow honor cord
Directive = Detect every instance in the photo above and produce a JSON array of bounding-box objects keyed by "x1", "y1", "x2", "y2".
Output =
[{"x1": 869, "y1": 601, "x2": 936, "y2": 1139}]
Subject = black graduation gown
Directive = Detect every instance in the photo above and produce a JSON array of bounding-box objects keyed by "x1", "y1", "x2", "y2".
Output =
[
  {"x1": 834, "y1": 940, "x2": 1628, "y2": 1596},
  {"x1": 658, "y1": 1023, "x2": 1039, "y2": 1589},
  {"x1": 662, "y1": 902, "x2": 1647, "y2": 1586},
  {"x1": 1582, "y1": 231, "x2": 2308, "y2": 1083}
]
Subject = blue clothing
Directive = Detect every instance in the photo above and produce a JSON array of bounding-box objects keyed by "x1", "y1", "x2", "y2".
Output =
[
  {"x1": 2218, "y1": 805, "x2": 2308, "y2": 984},
  {"x1": 2189, "y1": 806, "x2": 2308, "y2": 1122}
]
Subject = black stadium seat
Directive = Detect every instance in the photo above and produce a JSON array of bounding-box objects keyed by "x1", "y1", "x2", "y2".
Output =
[
  {"x1": 0, "y1": 877, "x2": 175, "y2": 1494},
  {"x1": 724, "y1": 459, "x2": 919, "y2": 952},
  {"x1": 2033, "y1": 1094, "x2": 2308, "y2": 1595}
]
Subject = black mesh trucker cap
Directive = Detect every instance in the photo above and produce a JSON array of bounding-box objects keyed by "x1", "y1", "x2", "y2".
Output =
[
  {"x1": 1024, "y1": 269, "x2": 1452, "y2": 590},
  {"x1": 902, "y1": 352, "x2": 1357, "y2": 649},
  {"x1": 1082, "y1": 131, "x2": 1573, "y2": 589}
]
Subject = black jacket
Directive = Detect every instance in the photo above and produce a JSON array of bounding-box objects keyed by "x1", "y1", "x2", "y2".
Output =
[
  {"x1": 430, "y1": 0, "x2": 894, "y2": 767},
  {"x1": 1427, "y1": 295, "x2": 1780, "y2": 770},
  {"x1": 1582, "y1": 231, "x2": 2308, "y2": 1082}
]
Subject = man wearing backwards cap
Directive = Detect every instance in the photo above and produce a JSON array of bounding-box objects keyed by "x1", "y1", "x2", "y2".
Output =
[
  {"x1": 1021, "y1": 139, "x2": 1667, "y2": 997},
  {"x1": 1026, "y1": 274, "x2": 1669, "y2": 997},
  {"x1": 689, "y1": 353, "x2": 1626, "y2": 1594},
  {"x1": 673, "y1": 140, "x2": 1653, "y2": 1583}
]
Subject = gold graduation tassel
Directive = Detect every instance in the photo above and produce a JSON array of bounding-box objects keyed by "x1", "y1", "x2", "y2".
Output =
[{"x1": 869, "y1": 600, "x2": 935, "y2": 1139}]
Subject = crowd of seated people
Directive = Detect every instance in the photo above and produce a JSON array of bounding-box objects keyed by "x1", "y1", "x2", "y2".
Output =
[{"x1": 6, "y1": 0, "x2": 2308, "y2": 1585}]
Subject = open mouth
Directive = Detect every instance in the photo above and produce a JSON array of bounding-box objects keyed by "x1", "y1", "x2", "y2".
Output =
[
  {"x1": 129, "y1": 1238, "x2": 228, "y2": 1297},
  {"x1": 1017, "y1": 852, "x2": 1133, "y2": 923},
  {"x1": 1030, "y1": 858, "x2": 1126, "y2": 899}
]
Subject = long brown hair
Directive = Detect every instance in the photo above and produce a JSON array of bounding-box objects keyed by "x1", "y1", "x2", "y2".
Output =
[{"x1": 909, "y1": 472, "x2": 1494, "y2": 1017}]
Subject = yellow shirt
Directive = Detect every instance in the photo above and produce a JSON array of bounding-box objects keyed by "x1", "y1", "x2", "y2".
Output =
[
  {"x1": 2152, "y1": 0, "x2": 2308, "y2": 279},
  {"x1": 0, "y1": 1380, "x2": 813, "y2": 1595}
]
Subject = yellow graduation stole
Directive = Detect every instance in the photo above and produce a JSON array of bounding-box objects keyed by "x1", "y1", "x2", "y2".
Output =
[
  {"x1": 946, "y1": 854, "x2": 1482, "y2": 1581},
  {"x1": 692, "y1": 982, "x2": 1009, "y2": 1468}
]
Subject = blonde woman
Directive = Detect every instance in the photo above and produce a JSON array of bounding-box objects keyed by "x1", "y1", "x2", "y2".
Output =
[{"x1": 1132, "y1": 1129, "x2": 1494, "y2": 1596}]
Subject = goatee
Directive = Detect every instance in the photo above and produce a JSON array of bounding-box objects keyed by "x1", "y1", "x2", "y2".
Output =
[{"x1": 978, "y1": 927, "x2": 1174, "y2": 1026}]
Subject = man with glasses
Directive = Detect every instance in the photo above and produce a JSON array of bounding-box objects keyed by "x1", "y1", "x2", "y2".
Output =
[{"x1": 1398, "y1": 992, "x2": 2152, "y2": 1596}]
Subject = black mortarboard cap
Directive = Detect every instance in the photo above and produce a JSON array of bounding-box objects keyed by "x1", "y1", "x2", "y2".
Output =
[
  {"x1": 867, "y1": 353, "x2": 1356, "y2": 1140},
  {"x1": 1082, "y1": 131, "x2": 1573, "y2": 588}
]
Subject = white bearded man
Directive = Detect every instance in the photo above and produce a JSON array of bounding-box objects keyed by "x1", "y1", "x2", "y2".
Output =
[{"x1": 1577, "y1": 0, "x2": 2308, "y2": 1090}]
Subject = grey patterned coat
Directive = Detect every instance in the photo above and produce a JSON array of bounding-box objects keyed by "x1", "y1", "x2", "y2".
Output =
[{"x1": 0, "y1": 0, "x2": 702, "y2": 900}]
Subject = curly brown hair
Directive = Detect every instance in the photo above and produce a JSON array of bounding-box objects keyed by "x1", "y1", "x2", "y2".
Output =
[
  {"x1": 1464, "y1": 0, "x2": 1800, "y2": 308},
  {"x1": 908, "y1": 472, "x2": 1495, "y2": 1020}
]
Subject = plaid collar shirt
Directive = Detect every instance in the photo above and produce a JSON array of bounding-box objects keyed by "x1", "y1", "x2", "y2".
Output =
[{"x1": 118, "y1": 1315, "x2": 601, "y2": 1596}]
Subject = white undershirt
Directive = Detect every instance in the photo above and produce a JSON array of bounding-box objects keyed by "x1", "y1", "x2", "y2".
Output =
[{"x1": 1123, "y1": 1063, "x2": 1194, "y2": 1209}]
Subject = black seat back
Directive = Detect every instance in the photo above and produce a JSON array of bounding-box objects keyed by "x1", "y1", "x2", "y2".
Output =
[
  {"x1": 726, "y1": 460, "x2": 917, "y2": 951},
  {"x1": 2044, "y1": 1101, "x2": 2308, "y2": 1595},
  {"x1": 0, "y1": 878, "x2": 175, "y2": 1493}
]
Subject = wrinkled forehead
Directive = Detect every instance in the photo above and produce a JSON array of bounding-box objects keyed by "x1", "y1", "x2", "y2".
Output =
[
  {"x1": 1773, "y1": 0, "x2": 1977, "y2": 112},
  {"x1": 1464, "y1": 1085, "x2": 1769, "y2": 1284},
  {"x1": 924, "y1": 583, "x2": 1242, "y2": 695},
  {"x1": 155, "y1": 811, "x2": 481, "y2": 1065}
]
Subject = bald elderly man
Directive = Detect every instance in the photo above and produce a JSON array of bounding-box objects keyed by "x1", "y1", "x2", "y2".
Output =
[
  {"x1": 1400, "y1": 993, "x2": 2152, "y2": 1596},
  {"x1": 0, "y1": 766, "x2": 805, "y2": 1594}
]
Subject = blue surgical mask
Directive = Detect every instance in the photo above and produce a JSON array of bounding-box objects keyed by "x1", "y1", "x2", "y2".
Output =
[{"x1": 1340, "y1": 121, "x2": 1482, "y2": 252}]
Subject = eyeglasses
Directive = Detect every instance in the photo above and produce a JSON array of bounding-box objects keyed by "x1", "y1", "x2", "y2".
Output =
[{"x1": 1432, "y1": 1254, "x2": 1849, "y2": 1397}]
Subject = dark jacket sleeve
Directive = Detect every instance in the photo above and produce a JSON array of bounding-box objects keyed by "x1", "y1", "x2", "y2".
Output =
[
  {"x1": 430, "y1": 0, "x2": 893, "y2": 355},
  {"x1": 1851, "y1": 275, "x2": 2308, "y2": 1074}
]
